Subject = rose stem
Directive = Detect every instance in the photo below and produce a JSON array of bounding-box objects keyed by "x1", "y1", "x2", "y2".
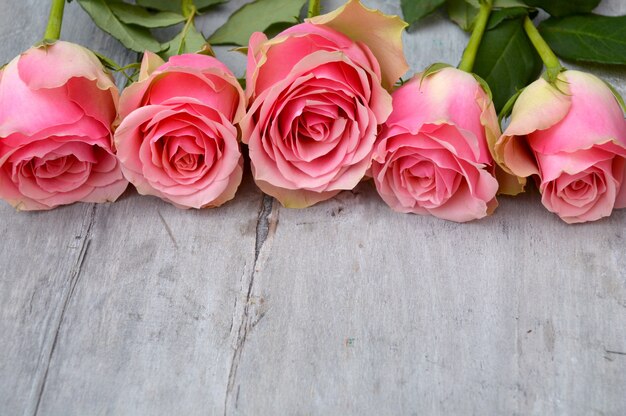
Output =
[
  {"x1": 523, "y1": 15, "x2": 564, "y2": 82},
  {"x1": 181, "y1": 0, "x2": 196, "y2": 20},
  {"x1": 308, "y1": 0, "x2": 321, "y2": 18},
  {"x1": 43, "y1": 0, "x2": 66, "y2": 41},
  {"x1": 176, "y1": 0, "x2": 198, "y2": 55},
  {"x1": 458, "y1": 0, "x2": 493, "y2": 73}
]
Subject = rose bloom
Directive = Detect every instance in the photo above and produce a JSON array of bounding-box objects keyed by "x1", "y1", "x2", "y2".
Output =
[
  {"x1": 241, "y1": 0, "x2": 408, "y2": 208},
  {"x1": 371, "y1": 67, "x2": 502, "y2": 222},
  {"x1": 495, "y1": 70, "x2": 626, "y2": 223},
  {"x1": 0, "y1": 41, "x2": 127, "y2": 210},
  {"x1": 115, "y1": 52, "x2": 245, "y2": 209}
]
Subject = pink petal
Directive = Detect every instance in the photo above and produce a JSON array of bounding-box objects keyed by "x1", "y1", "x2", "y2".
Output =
[
  {"x1": 17, "y1": 41, "x2": 116, "y2": 92},
  {"x1": 254, "y1": 176, "x2": 341, "y2": 208},
  {"x1": 528, "y1": 71, "x2": 626, "y2": 154},
  {"x1": 308, "y1": 0, "x2": 408, "y2": 90},
  {"x1": 0, "y1": 57, "x2": 83, "y2": 137}
]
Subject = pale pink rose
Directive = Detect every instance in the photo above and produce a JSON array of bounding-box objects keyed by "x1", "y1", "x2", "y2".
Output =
[
  {"x1": 0, "y1": 41, "x2": 127, "y2": 210},
  {"x1": 241, "y1": 0, "x2": 407, "y2": 208},
  {"x1": 372, "y1": 67, "x2": 500, "y2": 222},
  {"x1": 115, "y1": 52, "x2": 245, "y2": 209},
  {"x1": 495, "y1": 70, "x2": 626, "y2": 223}
]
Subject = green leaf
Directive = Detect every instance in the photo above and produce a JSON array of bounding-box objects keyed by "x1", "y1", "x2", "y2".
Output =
[
  {"x1": 402, "y1": 0, "x2": 446, "y2": 26},
  {"x1": 91, "y1": 50, "x2": 120, "y2": 71},
  {"x1": 473, "y1": 17, "x2": 543, "y2": 112},
  {"x1": 194, "y1": 0, "x2": 228, "y2": 10},
  {"x1": 109, "y1": 2, "x2": 185, "y2": 28},
  {"x1": 472, "y1": 73, "x2": 493, "y2": 100},
  {"x1": 446, "y1": 0, "x2": 529, "y2": 32},
  {"x1": 522, "y1": 0, "x2": 599, "y2": 17},
  {"x1": 136, "y1": 0, "x2": 180, "y2": 12},
  {"x1": 486, "y1": 7, "x2": 530, "y2": 30},
  {"x1": 77, "y1": 0, "x2": 162, "y2": 53},
  {"x1": 263, "y1": 21, "x2": 295, "y2": 39},
  {"x1": 420, "y1": 62, "x2": 452, "y2": 85},
  {"x1": 494, "y1": 0, "x2": 528, "y2": 7},
  {"x1": 209, "y1": 0, "x2": 307, "y2": 46},
  {"x1": 160, "y1": 24, "x2": 207, "y2": 58},
  {"x1": 136, "y1": 0, "x2": 227, "y2": 12},
  {"x1": 539, "y1": 15, "x2": 626, "y2": 65},
  {"x1": 498, "y1": 87, "x2": 524, "y2": 124},
  {"x1": 446, "y1": 0, "x2": 479, "y2": 31}
]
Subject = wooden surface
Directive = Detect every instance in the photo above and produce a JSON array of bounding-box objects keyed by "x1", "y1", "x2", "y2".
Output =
[{"x1": 1, "y1": 0, "x2": 625, "y2": 415}]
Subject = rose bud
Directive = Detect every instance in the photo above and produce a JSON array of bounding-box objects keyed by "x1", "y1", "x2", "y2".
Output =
[
  {"x1": 371, "y1": 67, "x2": 501, "y2": 222},
  {"x1": 495, "y1": 70, "x2": 626, "y2": 223},
  {"x1": 241, "y1": 0, "x2": 408, "y2": 208},
  {"x1": 115, "y1": 52, "x2": 246, "y2": 209},
  {"x1": 0, "y1": 41, "x2": 127, "y2": 210}
]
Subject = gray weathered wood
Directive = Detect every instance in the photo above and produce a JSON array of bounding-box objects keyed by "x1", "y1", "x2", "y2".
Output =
[
  {"x1": 227, "y1": 184, "x2": 626, "y2": 415},
  {"x1": 0, "y1": 1, "x2": 135, "y2": 415},
  {"x1": 34, "y1": 179, "x2": 263, "y2": 415},
  {"x1": 0, "y1": 202, "x2": 94, "y2": 415},
  {"x1": 1, "y1": 0, "x2": 625, "y2": 415}
]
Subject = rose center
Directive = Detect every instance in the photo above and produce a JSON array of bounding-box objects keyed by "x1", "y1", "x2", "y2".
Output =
[
  {"x1": 407, "y1": 161, "x2": 436, "y2": 188},
  {"x1": 561, "y1": 173, "x2": 599, "y2": 202},
  {"x1": 298, "y1": 112, "x2": 331, "y2": 143},
  {"x1": 172, "y1": 151, "x2": 203, "y2": 172},
  {"x1": 393, "y1": 152, "x2": 461, "y2": 208},
  {"x1": 12, "y1": 152, "x2": 92, "y2": 197},
  {"x1": 157, "y1": 133, "x2": 210, "y2": 180},
  {"x1": 32, "y1": 155, "x2": 77, "y2": 178}
]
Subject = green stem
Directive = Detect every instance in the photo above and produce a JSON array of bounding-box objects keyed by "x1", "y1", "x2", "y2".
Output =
[
  {"x1": 43, "y1": 0, "x2": 66, "y2": 41},
  {"x1": 308, "y1": 0, "x2": 321, "y2": 18},
  {"x1": 175, "y1": 4, "x2": 197, "y2": 55},
  {"x1": 458, "y1": 0, "x2": 493, "y2": 73},
  {"x1": 523, "y1": 15, "x2": 563, "y2": 80},
  {"x1": 181, "y1": 0, "x2": 196, "y2": 19}
]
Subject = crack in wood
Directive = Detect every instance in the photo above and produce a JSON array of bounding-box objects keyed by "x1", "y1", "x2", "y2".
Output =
[
  {"x1": 223, "y1": 195, "x2": 277, "y2": 415},
  {"x1": 254, "y1": 195, "x2": 274, "y2": 263},
  {"x1": 157, "y1": 209, "x2": 179, "y2": 250},
  {"x1": 31, "y1": 204, "x2": 98, "y2": 416}
]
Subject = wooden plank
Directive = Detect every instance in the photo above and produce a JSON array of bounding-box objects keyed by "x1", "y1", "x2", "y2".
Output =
[
  {"x1": 0, "y1": 202, "x2": 95, "y2": 415},
  {"x1": 227, "y1": 184, "x2": 626, "y2": 415},
  {"x1": 0, "y1": 1, "x2": 135, "y2": 414},
  {"x1": 34, "y1": 179, "x2": 263, "y2": 415},
  {"x1": 223, "y1": 1, "x2": 626, "y2": 414},
  {"x1": 1, "y1": 0, "x2": 625, "y2": 415}
]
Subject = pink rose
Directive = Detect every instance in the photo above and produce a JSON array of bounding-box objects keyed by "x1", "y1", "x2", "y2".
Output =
[
  {"x1": 495, "y1": 70, "x2": 626, "y2": 223},
  {"x1": 371, "y1": 67, "x2": 500, "y2": 222},
  {"x1": 241, "y1": 0, "x2": 408, "y2": 208},
  {"x1": 115, "y1": 52, "x2": 245, "y2": 209},
  {"x1": 0, "y1": 41, "x2": 127, "y2": 210}
]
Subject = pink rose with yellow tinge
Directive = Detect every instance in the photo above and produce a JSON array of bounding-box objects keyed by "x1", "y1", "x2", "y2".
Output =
[
  {"x1": 115, "y1": 52, "x2": 245, "y2": 209},
  {"x1": 495, "y1": 70, "x2": 626, "y2": 223},
  {"x1": 371, "y1": 67, "x2": 500, "y2": 222},
  {"x1": 0, "y1": 41, "x2": 127, "y2": 210},
  {"x1": 241, "y1": 0, "x2": 408, "y2": 208}
]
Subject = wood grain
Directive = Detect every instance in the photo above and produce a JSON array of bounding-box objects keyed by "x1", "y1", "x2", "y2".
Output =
[
  {"x1": 227, "y1": 183, "x2": 626, "y2": 415},
  {"x1": 0, "y1": 1, "x2": 134, "y2": 415},
  {"x1": 34, "y1": 180, "x2": 263, "y2": 415},
  {"x1": 0, "y1": 0, "x2": 625, "y2": 415}
]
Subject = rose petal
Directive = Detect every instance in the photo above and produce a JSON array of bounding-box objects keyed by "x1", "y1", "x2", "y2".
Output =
[
  {"x1": 528, "y1": 71, "x2": 626, "y2": 154},
  {"x1": 139, "y1": 51, "x2": 165, "y2": 82},
  {"x1": 0, "y1": 57, "x2": 83, "y2": 137},
  {"x1": 254, "y1": 176, "x2": 341, "y2": 208},
  {"x1": 18, "y1": 41, "x2": 116, "y2": 92},
  {"x1": 308, "y1": 0, "x2": 408, "y2": 90}
]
